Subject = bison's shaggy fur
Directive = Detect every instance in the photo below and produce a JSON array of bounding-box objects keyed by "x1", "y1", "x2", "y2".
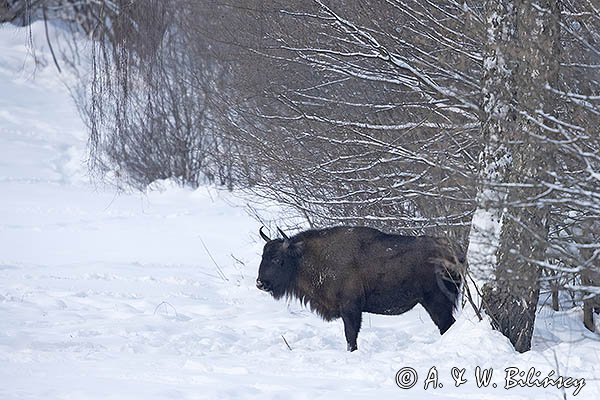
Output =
[{"x1": 257, "y1": 226, "x2": 464, "y2": 351}]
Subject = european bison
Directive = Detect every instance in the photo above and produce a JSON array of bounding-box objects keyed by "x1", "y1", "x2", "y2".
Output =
[{"x1": 256, "y1": 226, "x2": 464, "y2": 351}]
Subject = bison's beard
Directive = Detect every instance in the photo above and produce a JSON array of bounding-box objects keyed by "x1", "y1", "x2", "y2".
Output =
[{"x1": 269, "y1": 285, "x2": 288, "y2": 300}]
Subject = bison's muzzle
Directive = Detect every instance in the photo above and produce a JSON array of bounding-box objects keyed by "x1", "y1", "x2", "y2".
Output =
[{"x1": 255, "y1": 278, "x2": 271, "y2": 292}]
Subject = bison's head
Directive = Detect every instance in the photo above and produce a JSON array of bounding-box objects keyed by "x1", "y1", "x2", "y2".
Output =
[{"x1": 256, "y1": 227, "x2": 303, "y2": 299}]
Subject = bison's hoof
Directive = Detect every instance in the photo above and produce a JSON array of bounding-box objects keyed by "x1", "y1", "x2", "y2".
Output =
[{"x1": 347, "y1": 343, "x2": 357, "y2": 352}]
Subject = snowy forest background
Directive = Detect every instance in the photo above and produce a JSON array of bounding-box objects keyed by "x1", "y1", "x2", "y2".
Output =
[{"x1": 0, "y1": 0, "x2": 599, "y2": 398}]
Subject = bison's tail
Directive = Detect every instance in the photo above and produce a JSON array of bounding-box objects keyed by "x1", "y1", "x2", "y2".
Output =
[
  {"x1": 441, "y1": 267, "x2": 462, "y2": 311},
  {"x1": 430, "y1": 253, "x2": 465, "y2": 311}
]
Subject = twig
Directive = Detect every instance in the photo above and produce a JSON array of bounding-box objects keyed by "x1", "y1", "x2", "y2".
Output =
[
  {"x1": 230, "y1": 253, "x2": 246, "y2": 267},
  {"x1": 199, "y1": 237, "x2": 229, "y2": 282},
  {"x1": 464, "y1": 270, "x2": 484, "y2": 321},
  {"x1": 230, "y1": 253, "x2": 246, "y2": 281},
  {"x1": 281, "y1": 334, "x2": 293, "y2": 351},
  {"x1": 154, "y1": 301, "x2": 178, "y2": 317},
  {"x1": 43, "y1": 6, "x2": 62, "y2": 74}
]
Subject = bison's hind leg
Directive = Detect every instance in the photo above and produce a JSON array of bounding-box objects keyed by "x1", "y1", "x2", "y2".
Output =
[
  {"x1": 420, "y1": 291, "x2": 456, "y2": 334},
  {"x1": 340, "y1": 305, "x2": 362, "y2": 352}
]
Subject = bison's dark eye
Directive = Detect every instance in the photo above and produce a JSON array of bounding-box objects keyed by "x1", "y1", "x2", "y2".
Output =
[{"x1": 272, "y1": 257, "x2": 283, "y2": 265}]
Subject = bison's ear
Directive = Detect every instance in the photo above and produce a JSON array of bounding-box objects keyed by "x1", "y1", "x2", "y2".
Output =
[
  {"x1": 293, "y1": 241, "x2": 305, "y2": 255},
  {"x1": 282, "y1": 240, "x2": 304, "y2": 256}
]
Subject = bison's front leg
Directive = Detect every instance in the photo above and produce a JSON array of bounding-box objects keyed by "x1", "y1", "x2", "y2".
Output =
[{"x1": 340, "y1": 306, "x2": 362, "y2": 352}]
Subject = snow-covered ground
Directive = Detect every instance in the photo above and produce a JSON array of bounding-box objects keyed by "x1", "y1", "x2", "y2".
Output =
[{"x1": 0, "y1": 22, "x2": 598, "y2": 400}]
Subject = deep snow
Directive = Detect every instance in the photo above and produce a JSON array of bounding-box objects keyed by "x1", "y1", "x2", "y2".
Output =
[{"x1": 0, "y1": 22, "x2": 598, "y2": 400}]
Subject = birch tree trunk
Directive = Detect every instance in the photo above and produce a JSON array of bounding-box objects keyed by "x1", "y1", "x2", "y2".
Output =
[{"x1": 478, "y1": 0, "x2": 560, "y2": 352}]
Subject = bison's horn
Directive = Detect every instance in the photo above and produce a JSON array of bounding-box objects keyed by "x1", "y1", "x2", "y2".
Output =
[
  {"x1": 259, "y1": 226, "x2": 271, "y2": 242},
  {"x1": 277, "y1": 227, "x2": 290, "y2": 241}
]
